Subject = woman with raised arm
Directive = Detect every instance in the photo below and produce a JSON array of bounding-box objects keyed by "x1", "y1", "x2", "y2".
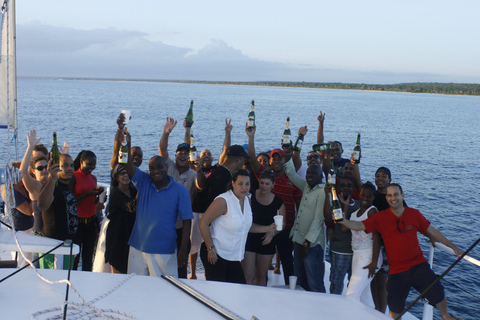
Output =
[
  {"x1": 104, "y1": 164, "x2": 137, "y2": 273},
  {"x1": 20, "y1": 130, "x2": 50, "y2": 232},
  {"x1": 242, "y1": 170, "x2": 285, "y2": 286},
  {"x1": 72, "y1": 150, "x2": 104, "y2": 271},
  {"x1": 199, "y1": 169, "x2": 276, "y2": 284}
]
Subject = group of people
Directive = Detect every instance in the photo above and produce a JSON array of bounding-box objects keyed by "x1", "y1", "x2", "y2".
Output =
[{"x1": 6, "y1": 110, "x2": 462, "y2": 319}]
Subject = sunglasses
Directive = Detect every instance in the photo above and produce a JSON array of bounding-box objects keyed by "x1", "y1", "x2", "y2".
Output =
[
  {"x1": 34, "y1": 165, "x2": 48, "y2": 171},
  {"x1": 307, "y1": 155, "x2": 320, "y2": 160}
]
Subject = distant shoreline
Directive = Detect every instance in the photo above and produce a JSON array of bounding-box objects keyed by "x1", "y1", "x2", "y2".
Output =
[{"x1": 19, "y1": 77, "x2": 480, "y2": 96}]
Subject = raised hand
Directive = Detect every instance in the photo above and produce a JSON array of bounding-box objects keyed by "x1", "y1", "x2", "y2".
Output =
[
  {"x1": 27, "y1": 129, "x2": 41, "y2": 148},
  {"x1": 225, "y1": 118, "x2": 232, "y2": 133},
  {"x1": 317, "y1": 111, "x2": 325, "y2": 124},
  {"x1": 298, "y1": 125, "x2": 308, "y2": 136},
  {"x1": 164, "y1": 117, "x2": 177, "y2": 134},
  {"x1": 60, "y1": 141, "x2": 69, "y2": 155}
]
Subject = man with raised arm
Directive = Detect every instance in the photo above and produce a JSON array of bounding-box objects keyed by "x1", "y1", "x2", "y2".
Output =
[
  {"x1": 111, "y1": 112, "x2": 143, "y2": 169},
  {"x1": 37, "y1": 154, "x2": 79, "y2": 269},
  {"x1": 283, "y1": 155, "x2": 329, "y2": 292},
  {"x1": 158, "y1": 117, "x2": 197, "y2": 278},
  {"x1": 246, "y1": 125, "x2": 302, "y2": 286},
  {"x1": 339, "y1": 183, "x2": 462, "y2": 320},
  {"x1": 124, "y1": 132, "x2": 193, "y2": 277}
]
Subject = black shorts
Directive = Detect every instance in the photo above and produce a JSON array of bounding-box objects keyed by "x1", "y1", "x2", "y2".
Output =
[
  {"x1": 387, "y1": 262, "x2": 445, "y2": 314},
  {"x1": 245, "y1": 232, "x2": 276, "y2": 255}
]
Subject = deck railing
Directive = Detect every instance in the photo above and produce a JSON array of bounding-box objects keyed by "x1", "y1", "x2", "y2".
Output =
[{"x1": 422, "y1": 242, "x2": 480, "y2": 320}]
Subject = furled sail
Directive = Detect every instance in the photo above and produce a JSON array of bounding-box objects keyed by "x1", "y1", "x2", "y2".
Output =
[{"x1": 0, "y1": 0, "x2": 17, "y2": 130}]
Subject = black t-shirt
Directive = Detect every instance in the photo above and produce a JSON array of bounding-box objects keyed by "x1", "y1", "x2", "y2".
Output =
[{"x1": 41, "y1": 181, "x2": 79, "y2": 240}]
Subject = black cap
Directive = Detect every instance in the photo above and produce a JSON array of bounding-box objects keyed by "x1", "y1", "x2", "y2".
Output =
[
  {"x1": 176, "y1": 143, "x2": 190, "y2": 152},
  {"x1": 226, "y1": 145, "x2": 250, "y2": 159},
  {"x1": 376, "y1": 167, "x2": 391, "y2": 179}
]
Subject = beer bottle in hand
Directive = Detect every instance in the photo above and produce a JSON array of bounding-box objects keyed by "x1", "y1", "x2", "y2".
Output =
[
  {"x1": 293, "y1": 133, "x2": 304, "y2": 152},
  {"x1": 189, "y1": 133, "x2": 197, "y2": 163},
  {"x1": 282, "y1": 117, "x2": 291, "y2": 146},
  {"x1": 118, "y1": 131, "x2": 129, "y2": 164},
  {"x1": 331, "y1": 187, "x2": 343, "y2": 222},
  {"x1": 353, "y1": 133, "x2": 361, "y2": 164},
  {"x1": 247, "y1": 100, "x2": 255, "y2": 129},
  {"x1": 185, "y1": 100, "x2": 194, "y2": 127},
  {"x1": 328, "y1": 160, "x2": 336, "y2": 186},
  {"x1": 50, "y1": 132, "x2": 60, "y2": 165}
]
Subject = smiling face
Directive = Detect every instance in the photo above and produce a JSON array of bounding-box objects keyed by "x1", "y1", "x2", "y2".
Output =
[
  {"x1": 148, "y1": 156, "x2": 168, "y2": 187},
  {"x1": 59, "y1": 154, "x2": 74, "y2": 180},
  {"x1": 33, "y1": 159, "x2": 49, "y2": 183},
  {"x1": 257, "y1": 154, "x2": 270, "y2": 169},
  {"x1": 307, "y1": 151, "x2": 321, "y2": 166},
  {"x1": 269, "y1": 154, "x2": 284, "y2": 173},
  {"x1": 131, "y1": 147, "x2": 143, "y2": 167},
  {"x1": 359, "y1": 187, "x2": 375, "y2": 209},
  {"x1": 232, "y1": 175, "x2": 250, "y2": 199},
  {"x1": 343, "y1": 162, "x2": 354, "y2": 178},
  {"x1": 375, "y1": 171, "x2": 391, "y2": 192},
  {"x1": 175, "y1": 149, "x2": 190, "y2": 169},
  {"x1": 386, "y1": 185, "x2": 405, "y2": 211},
  {"x1": 115, "y1": 169, "x2": 130, "y2": 186},
  {"x1": 330, "y1": 142, "x2": 343, "y2": 162},
  {"x1": 80, "y1": 156, "x2": 96, "y2": 175},
  {"x1": 200, "y1": 149, "x2": 213, "y2": 167},
  {"x1": 306, "y1": 164, "x2": 322, "y2": 188}
]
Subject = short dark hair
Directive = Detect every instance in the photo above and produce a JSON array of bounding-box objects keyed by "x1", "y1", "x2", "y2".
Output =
[
  {"x1": 33, "y1": 144, "x2": 48, "y2": 156},
  {"x1": 338, "y1": 176, "x2": 354, "y2": 185},
  {"x1": 388, "y1": 183, "x2": 403, "y2": 194},
  {"x1": 259, "y1": 170, "x2": 275, "y2": 183}
]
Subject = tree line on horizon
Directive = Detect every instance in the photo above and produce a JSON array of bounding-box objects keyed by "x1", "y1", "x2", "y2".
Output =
[{"x1": 170, "y1": 80, "x2": 480, "y2": 96}]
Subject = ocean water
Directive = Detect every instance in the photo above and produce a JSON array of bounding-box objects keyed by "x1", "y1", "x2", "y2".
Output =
[{"x1": 2, "y1": 78, "x2": 479, "y2": 319}]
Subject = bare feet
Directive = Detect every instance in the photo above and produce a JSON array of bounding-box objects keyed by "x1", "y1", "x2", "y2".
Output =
[
  {"x1": 273, "y1": 268, "x2": 281, "y2": 275},
  {"x1": 189, "y1": 274, "x2": 197, "y2": 280}
]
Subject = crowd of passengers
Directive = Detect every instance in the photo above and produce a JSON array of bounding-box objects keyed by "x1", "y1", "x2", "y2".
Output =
[{"x1": 4, "y1": 111, "x2": 462, "y2": 320}]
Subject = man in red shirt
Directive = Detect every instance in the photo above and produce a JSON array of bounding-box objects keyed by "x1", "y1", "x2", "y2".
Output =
[{"x1": 339, "y1": 184, "x2": 462, "y2": 320}]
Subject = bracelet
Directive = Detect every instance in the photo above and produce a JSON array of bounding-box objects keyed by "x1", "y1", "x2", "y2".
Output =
[{"x1": 207, "y1": 245, "x2": 215, "y2": 251}]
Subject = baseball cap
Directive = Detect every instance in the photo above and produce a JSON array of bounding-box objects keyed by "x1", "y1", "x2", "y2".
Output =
[
  {"x1": 226, "y1": 145, "x2": 250, "y2": 159},
  {"x1": 176, "y1": 143, "x2": 190, "y2": 152},
  {"x1": 270, "y1": 148, "x2": 285, "y2": 158}
]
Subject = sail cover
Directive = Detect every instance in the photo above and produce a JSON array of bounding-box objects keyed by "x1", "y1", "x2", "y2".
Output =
[{"x1": 0, "y1": 0, "x2": 17, "y2": 130}]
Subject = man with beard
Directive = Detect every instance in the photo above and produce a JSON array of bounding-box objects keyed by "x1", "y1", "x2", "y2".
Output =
[{"x1": 159, "y1": 117, "x2": 197, "y2": 278}]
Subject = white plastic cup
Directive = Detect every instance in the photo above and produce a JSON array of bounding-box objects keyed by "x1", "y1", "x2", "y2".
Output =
[
  {"x1": 99, "y1": 189, "x2": 107, "y2": 203},
  {"x1": 121, "y1": 110, "x2": 131, "y2": 125},
  {"x1": 274, "y1": 215, "x2": 283, "y2": 231},
  {"x1": 289, "y1": 276, "x2": 297, "y2": 290}
]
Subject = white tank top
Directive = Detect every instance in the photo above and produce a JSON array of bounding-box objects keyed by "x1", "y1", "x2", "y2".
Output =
[
  {"x1": 211, "y1": 190, "x2": 253, "y2": 261},
  {"x1": 350, "y1": 205, "x2": 377, "y2": 251}
]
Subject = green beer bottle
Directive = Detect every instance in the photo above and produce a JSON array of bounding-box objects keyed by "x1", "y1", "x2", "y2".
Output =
[
  {"x1": 50, "y1": 132, "x2": 60, "y2": 165},
  {"x1": 353, "y1": 133, "x2": 361, "y2": 164},
  {"x1": 185, "y1": 100, "x2": 194, "y2": 127},
  {"x1": 247, "y1": 100, "x2": 255, "y2": 129}
]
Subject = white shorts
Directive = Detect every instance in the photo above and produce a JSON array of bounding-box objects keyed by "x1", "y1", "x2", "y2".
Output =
[{"x1": 127, "y1": 246, "x2": 177, "y2": 277}]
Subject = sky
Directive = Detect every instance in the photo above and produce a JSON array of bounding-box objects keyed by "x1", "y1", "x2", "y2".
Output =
[{"x1": 11, "y1": 0, "x2": 480, "y2": 84}]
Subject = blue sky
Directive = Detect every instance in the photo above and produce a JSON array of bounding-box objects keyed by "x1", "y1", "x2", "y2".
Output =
[{"x1": 14, "y1": 0, "x2": 480, "y2": 84}]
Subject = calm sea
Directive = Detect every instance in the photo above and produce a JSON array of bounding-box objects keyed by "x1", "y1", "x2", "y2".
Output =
[{"x1": 2, "y1": 78, "x2": 479, "y2": 319}]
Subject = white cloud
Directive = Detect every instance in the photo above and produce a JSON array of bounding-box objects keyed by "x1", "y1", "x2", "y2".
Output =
[{"x1": 16, "y1": 22, "x2": 477, "y2": 84}]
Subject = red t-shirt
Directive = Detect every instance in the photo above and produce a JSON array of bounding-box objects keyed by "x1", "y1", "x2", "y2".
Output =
[
  {"x1": 363, "y1": 207, "x2": 430, "y2": 274},
  {"x1": 254, "y1": 166, "x2": 302, "y2": 229},
  {"x1": 73, "y1": 169, "x2": 97, "y2": 218}
]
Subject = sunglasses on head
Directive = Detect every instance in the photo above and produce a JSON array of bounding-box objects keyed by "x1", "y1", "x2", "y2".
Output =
[{"x1": 34, "y1": 165, "x2": 48, "y2": 171}]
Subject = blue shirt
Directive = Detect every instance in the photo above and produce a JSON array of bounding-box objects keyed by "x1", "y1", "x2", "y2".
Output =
[{"x1": 129, "y1": 168, "x2": 193, "y2": 254}]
